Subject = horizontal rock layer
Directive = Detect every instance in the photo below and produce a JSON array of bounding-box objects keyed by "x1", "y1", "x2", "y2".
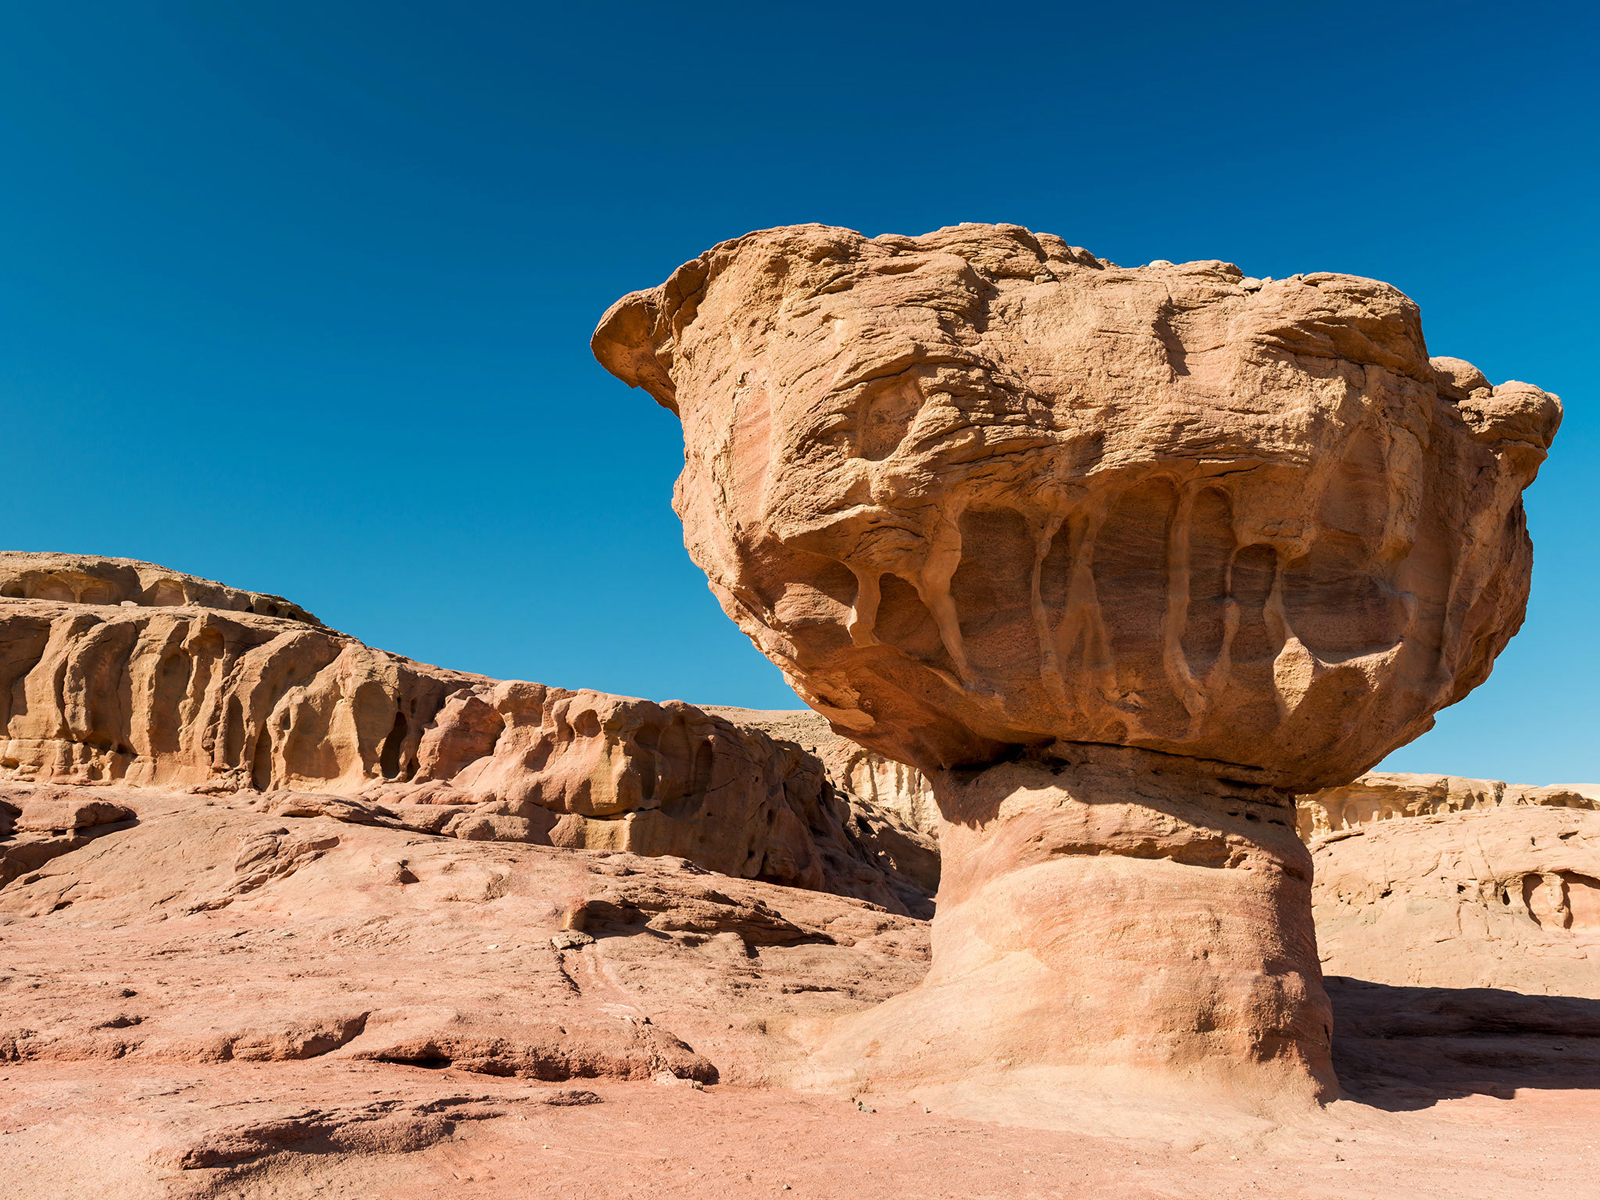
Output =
[
  {"x1": 1298, "y1": 771, "x2": 1599, "y2": 839},
  {"x1": 811, "y1": 751, "x2": 1332, "y2": 1108},
  {"x1": 0, "y1": 550, "x2": 318, "y2": 623}
]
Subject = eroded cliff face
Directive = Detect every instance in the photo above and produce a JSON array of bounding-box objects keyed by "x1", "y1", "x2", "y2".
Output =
[
  {"x1": 1313, "y1": 804, "x2": 1600, "y2": 999},
  {"x1": 594, "y1": 224, "x2": 1559, "y2": 790},
  {"x1": 704, "y1": 706, "x2": 939, "y2": 838},
  {"x1": 0, "y1": 553, "x2": 933, "y2": 915},
  {"x1": 1298, "y1": 772, "x2": 1599, "y2": 839},
  {"x1": 0, "y1": 551, "x2": 318, "y2": 623}
]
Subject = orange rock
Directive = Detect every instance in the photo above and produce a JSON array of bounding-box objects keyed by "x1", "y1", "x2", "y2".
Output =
[
  {"x1": 594, "y1": 222, "x2": 1560, "y2": 1108},
  {"x1": 14, "y1": 797, "x2": 134, "y2": 833},
  {"x1": 0, "y1": 553, "x2": 931, "y2": 915}
]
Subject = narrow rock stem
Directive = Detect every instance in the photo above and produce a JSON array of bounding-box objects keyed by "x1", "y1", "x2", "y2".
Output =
[{"x1": 820, "y1": 747, "x2": 1336, "y2": 1108}]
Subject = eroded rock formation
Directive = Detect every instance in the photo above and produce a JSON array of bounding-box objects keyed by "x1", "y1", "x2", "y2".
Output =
[
  {"x1": 1315, "y1": 803, "x2": 1600, "y2": 999},
  {"x1": 0, "y1": 551, "x2": 318, "y2": 623},
  {"x1": 0, "y1": 553, "x2": 932, "y2": 914},
  {"x1": 1298, "y1": 771, "x2": 1598, "y2": 839},
  {"x1": 706, "y1": 706, "x2": 938, "y2": 838},
  {"x1": 594, "y1": 222, "x2": 1560, "y2": 1107}
]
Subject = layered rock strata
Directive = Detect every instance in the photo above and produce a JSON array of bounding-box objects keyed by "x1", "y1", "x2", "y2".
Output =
[
  {"x1": 1314, "y1": 803, "x2": 1600, "y2": 1000},
  {"x1": 0, "y1": 553, "x2": 932, "y2": 915},
  {"x1": 0, "y1": 778, "x2": 933, "y2": 1099},
  {"x1": 1298, "y1": 771, "x2": 1598, "y2": 839},
  {"x1": 594, "y1": 222, "x2": 1560, "y2": 1106},
  {"x1": 0, "y1": 550, "x2": 318, "y2": 622}
]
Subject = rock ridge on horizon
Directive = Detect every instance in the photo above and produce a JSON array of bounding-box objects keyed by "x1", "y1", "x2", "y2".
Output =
[{"x1": 0, "y1": 552, "x2": 935, "y2": 915}]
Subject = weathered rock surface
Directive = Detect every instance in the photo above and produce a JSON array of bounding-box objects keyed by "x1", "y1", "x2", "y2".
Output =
[
  {"x1": 2, "y1": 776, "x2": 1598, "y2": 1198},
  {"x1": 1314, "y1": 804, "x2": 1600, "y2": 999},
  {"x1": 593, "y1": 225, "x2": 1558, "y2": 786},
  {"x1": 1315, "y1": 803, "x2": 1600, "y2": 1100},
  {"x1": 706, "y1": 705, "x2": 939, "y2": 837},
  {"x1": 0, "y1": 553, "x2": 931, "y2": 915},
  {"x1": 1299, "y1": 770, "x2": 1598, "y2": 839},
  {"x1": 813, "y1": 751, "x2": 1327, "y2": 1109},
  {"x1": 0, "y1": 550, "x2": 319, "y2": 622},
  {"x1": 0, "y1": 780, "x2": 929, "y2": 1089},
  {"x1": 595, "y1": 222, "x2": 1559, "y2": 1108}
]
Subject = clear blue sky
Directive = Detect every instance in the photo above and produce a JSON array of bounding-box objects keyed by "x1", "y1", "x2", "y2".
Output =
[{"x1": 3, "y1": 2, "x2": 1594, "y2": 783}]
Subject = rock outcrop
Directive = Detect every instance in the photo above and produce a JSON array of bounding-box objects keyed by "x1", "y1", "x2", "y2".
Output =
[
  {"x1": 0, "y1": 553, "x2": 932, "y2": 915},
  {"x1": 1316, "y1": 802, "x2": 1600, "y2": 1094},
  {"x1": 1315, "y1": 803, "x2": 1600, "y2": 998},
  {"x1": 0, "y1": 550, "x2": 319, "y2": 623},
  {"x1": 705, "y1": 706, "x2": 938, "y2": 838},
  {"x1": 6, "y1": 774, "x2": 1599, "y2": 1197},
  {"x1": 1299, "y1": 771, "x2": 1598, "y2": 839},
  {"x1": 594, "y1": 222, "x2": 1560, "y2": 1108},
  {"x1": 0, "y1": 777, "x2": 931, "y2": 1111}
]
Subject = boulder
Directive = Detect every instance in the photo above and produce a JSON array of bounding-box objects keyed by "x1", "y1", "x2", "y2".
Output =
[
  {"x1": 594, "y1": 222, "x2": 1560, "y2": 1108},
  {"x1": 15, "y1": 797, "x2": 135, "y2": 833}
]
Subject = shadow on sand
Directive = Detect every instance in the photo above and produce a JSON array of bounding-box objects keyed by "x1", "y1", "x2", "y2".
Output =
[{"x1": 1326, "y1": 976, "x2": 1600, "y2": 1110}]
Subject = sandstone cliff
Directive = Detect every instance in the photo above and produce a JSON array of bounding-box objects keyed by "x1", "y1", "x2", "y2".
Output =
[
  {"x1": 1315, "y1": 803, "x2": 1600, "y2": 999},
  {"x1": 704, "y1": 706, "x2": 938, "y2": 838},
  {"x1": 0, "y1": 553, "x2": 932, "y2": 915},
  {"x1": 1298, "y1": 771, "x2": 1598, "y2": 839}
]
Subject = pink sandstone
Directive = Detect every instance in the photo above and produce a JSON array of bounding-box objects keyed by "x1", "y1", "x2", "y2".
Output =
[{"x1": 594, "y1": 221, "x2": 1560, "y2": 1108}]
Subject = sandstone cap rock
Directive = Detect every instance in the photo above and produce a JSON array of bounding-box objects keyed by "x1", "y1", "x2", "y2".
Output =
[{"x1": 595, "y1": 223, "x2": 1560, "y2": 790}]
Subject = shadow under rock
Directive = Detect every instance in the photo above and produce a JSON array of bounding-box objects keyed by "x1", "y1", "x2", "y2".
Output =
[{"x1": 1326, "y1": 975, "x2": 1600, "y2": 1111}]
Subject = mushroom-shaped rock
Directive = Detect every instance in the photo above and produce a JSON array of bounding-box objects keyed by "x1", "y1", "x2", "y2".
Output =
[{"x1": 593, "y1": 223, "x2": 1559, "y2": 1110}]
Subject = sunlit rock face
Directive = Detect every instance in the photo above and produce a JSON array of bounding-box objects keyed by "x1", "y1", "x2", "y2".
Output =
[
  {"x1": 594, "y1": 224, "x2": 1558, "y2": 792},
  {"x1": 0, "y1": 553, "x2": 934, "y2": 915},
  {"x1": 595, "y1": 223, "x2": 1558, "y2": 1113}
]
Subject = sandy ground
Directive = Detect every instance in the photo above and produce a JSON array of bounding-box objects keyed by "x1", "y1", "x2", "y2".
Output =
[
  {"x1": 3, "y1": 1061, "x2": 1597, "y2": 1199},
  {"x1": 3, "y1": 784, "x2": 1598, "y2": 1197}
]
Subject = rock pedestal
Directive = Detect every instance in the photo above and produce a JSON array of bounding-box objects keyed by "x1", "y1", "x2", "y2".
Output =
[
  {"x1": 820, "y1": 750, "x2": 1332, "y2": 1105},
  {"x1": 593, "y1": 222, "x2": 1559, "y2": 1105}
]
